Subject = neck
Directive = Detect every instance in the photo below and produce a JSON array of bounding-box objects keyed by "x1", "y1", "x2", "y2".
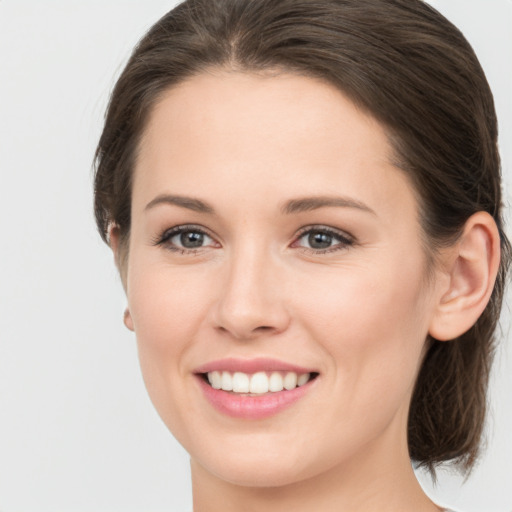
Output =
[{"x1": 190, "y1": 421, "x2": 441, "y2": 512}]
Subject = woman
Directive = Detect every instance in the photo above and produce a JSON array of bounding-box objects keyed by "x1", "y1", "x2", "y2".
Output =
[{"x1": 93, "y1": 0, "x2": 509, "y2": 510}]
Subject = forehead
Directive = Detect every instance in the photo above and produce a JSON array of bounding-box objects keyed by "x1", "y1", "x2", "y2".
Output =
[
  {"x1": 139, "y1": 69, "x2": 392, "y2": 167},
  {"x1": 133, "y1": 70, "x2": 417, "y2": 221}
]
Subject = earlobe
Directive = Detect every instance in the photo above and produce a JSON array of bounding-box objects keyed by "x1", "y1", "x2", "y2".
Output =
[
  {"x1": 124, "y1": 307, "x2": 135, "y2": 331},
  {"x1": 110, "y1": 225, "x2": 133, "y2": 331},
  {"x1": 429, "y1": 212, "x2": 501, "y2": 341}
]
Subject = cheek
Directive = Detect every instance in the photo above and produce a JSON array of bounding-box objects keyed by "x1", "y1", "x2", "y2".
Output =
[
  {"x1": 126, "y1": 258, "x2": 215, "y2": 413},
  {"x1": 279, "y1": 259, "x2": 432, "y2": 469},
  {"x1": 295, "y1": 255, "x2": 431, "y2": 403},
  {"x1": 128, "y1": 255, "x2": 214, "y2": 341}
]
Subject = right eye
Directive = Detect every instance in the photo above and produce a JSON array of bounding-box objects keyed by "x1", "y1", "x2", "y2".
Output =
[{"x1": 155, "y1": 225, "x2": 219, "y2": 253}]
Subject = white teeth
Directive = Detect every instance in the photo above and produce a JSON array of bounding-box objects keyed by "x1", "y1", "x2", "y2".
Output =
[
  {"x1": 206, "y1": 370, "x2": 314, "y2": 393},
  {"x1": 208, "y1": 371, "x2": 222, "y2": 389},
  {"x1": 221, "y1": 371, "x2": 233, "y2": 391},
  {"x1": 297, "y1": 373, "x2": 310, "y2": 387},
  {"x1": 249, "y1": 372, "x2": 269, "y2": 394},
  {"x1": 269, "y1": 372, "x2": 284, "y2": 392},
  {"x1": 232, "y1": 372, "x2": 250, "y2": 393},
  {"x1": 283, "y1": 372, "x2": 298, "y2": 390}
]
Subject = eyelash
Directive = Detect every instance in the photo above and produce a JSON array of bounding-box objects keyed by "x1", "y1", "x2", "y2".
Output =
[
  {"x1": 151, "y1": 224, "x2": 218, "y2": 254},
  {"x1": 292, "y1": 225, "x2": 355, "y2": 254},
  {"x1": 152, "y1": 224, "x2": 355, "y2": 255}
]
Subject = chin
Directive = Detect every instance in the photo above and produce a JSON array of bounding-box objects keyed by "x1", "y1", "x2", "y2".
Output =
[
  {"x1": 202, "y1": 455, "x2": 315, "y2": 488},
  {"x1": 185, "y1": 428, "x2": 332, "y2": 489}
]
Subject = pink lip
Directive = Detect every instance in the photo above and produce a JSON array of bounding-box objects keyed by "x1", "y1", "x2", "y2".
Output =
[
  {"x1": 196, "y1": 376, "x2": 316, "y2": 420},
  {"x1": 194, "y1": 358, "x2": 318, "y2": 420},
  {"x1": 194, "y1": 357, "x2": 315, "y2": 375}
]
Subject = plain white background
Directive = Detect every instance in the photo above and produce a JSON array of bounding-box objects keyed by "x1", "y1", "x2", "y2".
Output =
[{"x1": 0, "y1": 1, "x2": 510, "y2": 511}]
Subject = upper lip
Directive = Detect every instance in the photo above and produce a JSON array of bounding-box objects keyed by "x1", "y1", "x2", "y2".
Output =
[{"x1": 194, "y1": 357, "x2": 317, "y2": 375}]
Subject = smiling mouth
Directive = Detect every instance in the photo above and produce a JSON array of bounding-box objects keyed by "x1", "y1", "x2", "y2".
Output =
[{"x1": 201, "y1": 370, "x2": 319, "y2": 395}]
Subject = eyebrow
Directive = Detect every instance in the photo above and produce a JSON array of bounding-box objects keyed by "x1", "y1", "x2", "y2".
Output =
[
  {"x1": 282, "y1": 196, "x2": 376, "y2": 215},
  {"x1": 145, "y1": 194, "x2": 214, "y2": 214},
  {"x1": 144, "y1": 193, "x2": 375, "y2": 216}
]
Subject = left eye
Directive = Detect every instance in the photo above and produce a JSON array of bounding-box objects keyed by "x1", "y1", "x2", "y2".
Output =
[{"x1": 294, "y1": 228, "x2": 353, "y2": 251}]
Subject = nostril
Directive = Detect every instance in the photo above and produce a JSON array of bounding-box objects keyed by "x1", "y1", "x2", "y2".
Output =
[
  {"x1": 215, "y1": 323, "x2": 281, "y2": 340},
  {"x1": 254, "y1": 325, "x2": 274, "y2": 332}
]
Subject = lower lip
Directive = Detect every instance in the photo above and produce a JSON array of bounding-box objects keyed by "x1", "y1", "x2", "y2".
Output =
[{"x1": 196, "y1": 375, "x2": 316, "y2": 420}]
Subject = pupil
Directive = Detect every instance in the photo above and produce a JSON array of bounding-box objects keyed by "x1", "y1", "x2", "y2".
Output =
[
  {"x1": 181, "y1": 231, "x2": 204, "y2": 248},
  {"x1": 308, "y1": 232, "x2": 332, "y2": 249}
]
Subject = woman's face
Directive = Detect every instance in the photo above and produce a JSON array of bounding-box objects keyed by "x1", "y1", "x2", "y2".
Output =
[{"x1": 123, "y1": 70, "x2": 445, "y2": 486}]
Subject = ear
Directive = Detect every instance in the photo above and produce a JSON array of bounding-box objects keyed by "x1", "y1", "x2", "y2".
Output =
[
  {"x1": 429, "y1": 212, "x2": 501, "y2": 341},
  {"x1": 123, "y1": 307, "x2": 134, "y2": 331},
  {"x1": 109, "y1": 224, "x2": 133, "y2": 330}
]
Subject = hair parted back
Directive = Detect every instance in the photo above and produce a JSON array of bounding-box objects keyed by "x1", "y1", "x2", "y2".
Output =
[{"x1": 94, "y1": 0, "x2": 510, "y2": 474}]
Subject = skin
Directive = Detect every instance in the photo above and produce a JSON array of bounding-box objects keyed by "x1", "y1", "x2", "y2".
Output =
[{"x1": 112, "y1": 70, "x2": 499, "y2": 512}]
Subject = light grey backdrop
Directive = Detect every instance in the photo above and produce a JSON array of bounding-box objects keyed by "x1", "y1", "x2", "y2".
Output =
[{"x1": 0, "y1": 1, "x2": 510, "y2": 511}]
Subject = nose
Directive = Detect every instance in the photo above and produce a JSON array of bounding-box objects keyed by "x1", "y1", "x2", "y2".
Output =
[{"x1": 211, "y1": 246, "x2": 290, "y2": 341}]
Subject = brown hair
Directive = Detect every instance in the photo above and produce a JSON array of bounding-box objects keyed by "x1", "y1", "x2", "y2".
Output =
[{"x1": 94, "y1": 0, "x2": 510, "y2": 474}]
